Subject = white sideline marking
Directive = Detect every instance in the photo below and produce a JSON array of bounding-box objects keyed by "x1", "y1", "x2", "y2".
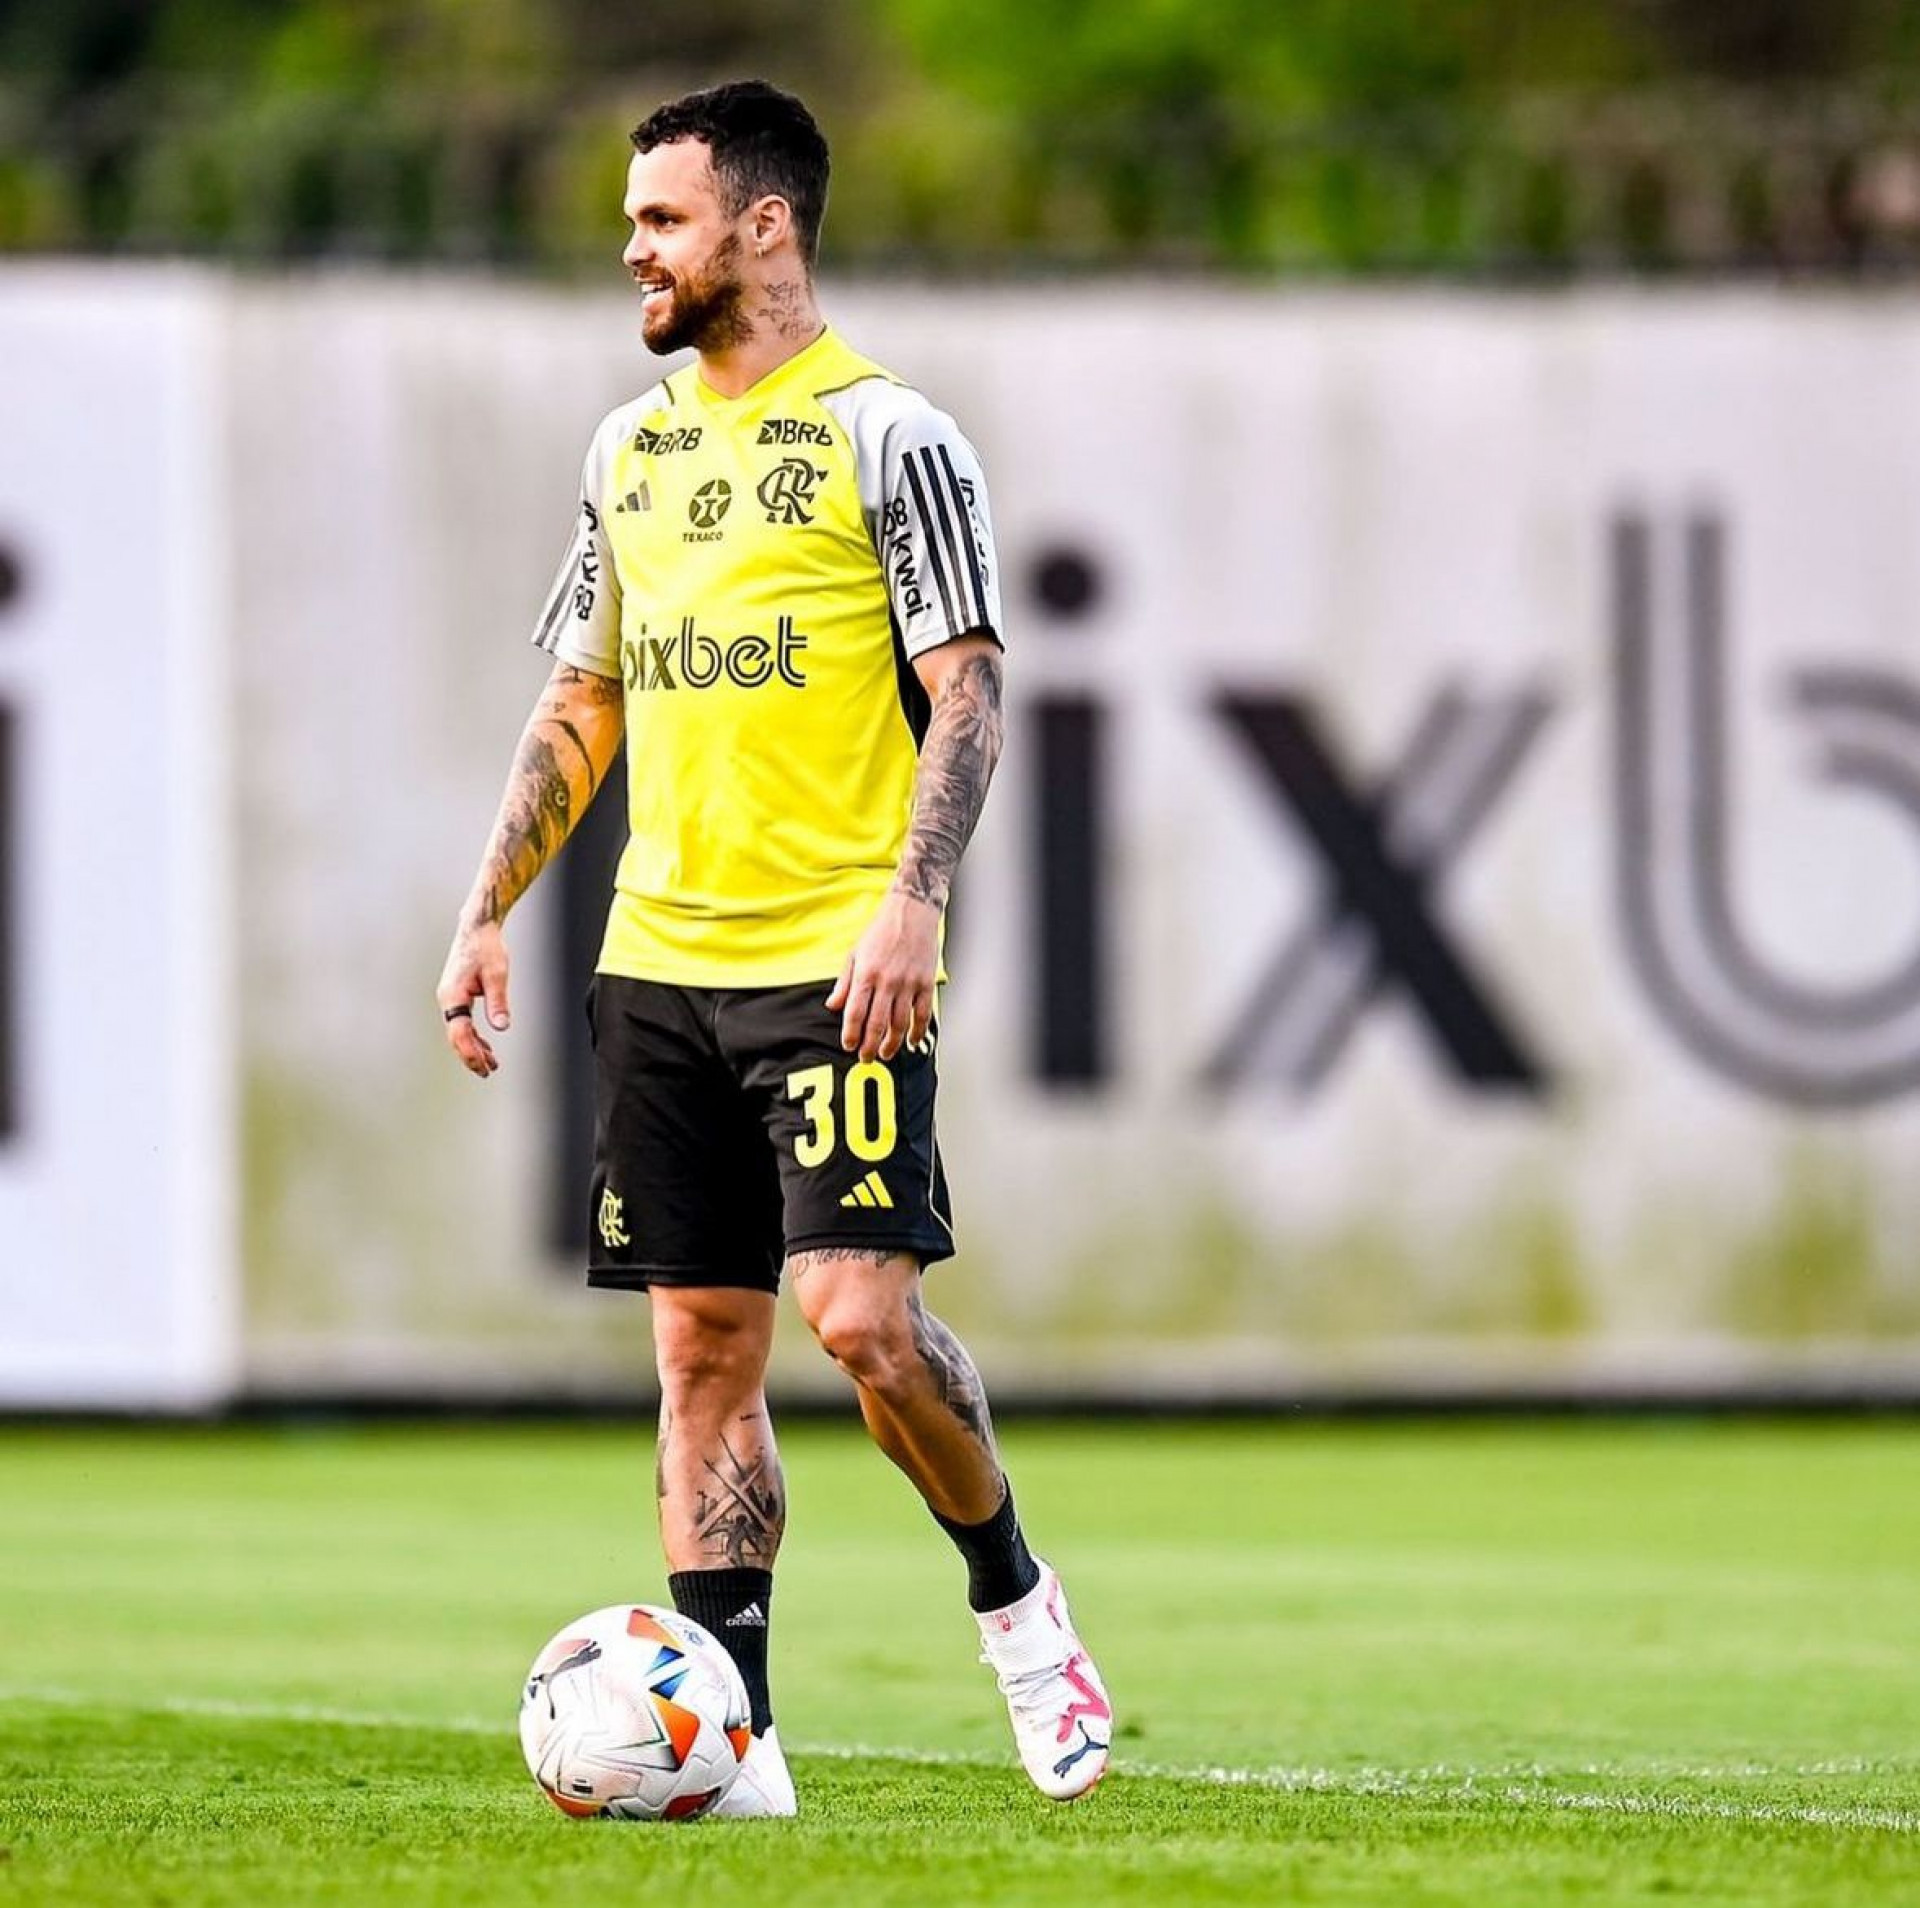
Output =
[
  {"x1": 2, "y1": 1689, "x2": 1915, "y2": 1834},
  {"x1": 1508, "y1": 1788, "x2": 1920, "y2": 1835}
]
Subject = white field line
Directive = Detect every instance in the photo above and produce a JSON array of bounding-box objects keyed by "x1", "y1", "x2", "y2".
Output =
[{"x1": 2, "y1": 1688, "x2": 1915, "y2": 1835}]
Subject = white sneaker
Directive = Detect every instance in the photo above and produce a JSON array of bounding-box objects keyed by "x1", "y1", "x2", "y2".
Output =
[
  {"x1": 709, "y1": 1724, "x2": 798, "y2": 1819},
  {"x1": 977, "y1": 1560, "x2": 1113, "y2": 1800}
]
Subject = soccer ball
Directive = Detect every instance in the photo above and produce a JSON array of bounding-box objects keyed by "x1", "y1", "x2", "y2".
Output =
[{"x1": 519, "y1": 1603, "x2": 752, "y2": 1821}]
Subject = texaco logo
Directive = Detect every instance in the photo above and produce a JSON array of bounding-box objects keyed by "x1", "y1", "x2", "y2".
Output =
[{"x1": 687, "y1": 480, "x2": 733, "y2": 530}]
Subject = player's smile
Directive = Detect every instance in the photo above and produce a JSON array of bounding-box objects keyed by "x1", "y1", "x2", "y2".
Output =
[
  {"x1": 636, "y1": 273, "x2": 675, "y2": 331},
  {"x1": 632, "y1": 245, "x2": 745, "y2": 355}
]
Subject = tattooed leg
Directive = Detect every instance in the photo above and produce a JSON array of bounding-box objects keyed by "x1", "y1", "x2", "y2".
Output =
[
  {"x1": 690, "y1": 1422, "x2": 784, "y2": 1568},
  {"x1": 790, "y1": 1248, "x2": 1005, "y2": 1524},
  {"x1": 650, "y1": 1286, "x2": 783, "y2": 1572},
  {"x1": 905, "y1": 1288, "x2": 997, "y2": 1455}
]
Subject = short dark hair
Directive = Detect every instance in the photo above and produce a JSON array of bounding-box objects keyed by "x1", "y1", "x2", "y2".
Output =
[{"x1": 631, "y1": 80, "x2": 830, "y2": 268}]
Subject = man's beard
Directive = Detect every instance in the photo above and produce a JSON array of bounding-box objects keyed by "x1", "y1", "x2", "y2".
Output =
[{"x1": 642, "y1": 234, "x2": 754, "y2": 356}]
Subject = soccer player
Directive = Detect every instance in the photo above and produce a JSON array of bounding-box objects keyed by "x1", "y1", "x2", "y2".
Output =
[{"x1": 436, "y1": 80, "x2": 1111, "y2": 1813}]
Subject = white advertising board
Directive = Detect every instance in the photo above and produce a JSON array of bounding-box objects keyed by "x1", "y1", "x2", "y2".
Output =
[
  {"x1": 0, "y1": 269, "x2": 236, "y2": 1407},
  {"x1": 6, "y1": 271, "x2": 1919, "y2": 1404},
  {"x1": 223, "y1": 282, "x2": 1920, "y2": 1400}
]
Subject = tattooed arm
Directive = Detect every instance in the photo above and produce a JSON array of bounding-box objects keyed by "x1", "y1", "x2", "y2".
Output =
[
  {"x1": 437, "y1": 660, "x2": 625, "y2": 1078},
  {"x1": 829, "y1": 633, "x2": 1005, "y2": 1063}
]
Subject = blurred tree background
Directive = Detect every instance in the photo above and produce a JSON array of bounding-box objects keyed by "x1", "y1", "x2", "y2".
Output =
[{"x1": 3, "y1": 0, "x2": 1920, "y2": 272}]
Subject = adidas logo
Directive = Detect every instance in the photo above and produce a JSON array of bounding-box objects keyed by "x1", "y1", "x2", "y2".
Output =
[
  {"x1": 726, "y1": 1602, "x2": 768, "y2": 1629},
  {"x1": 839, "y1": 1170, "x2": 893, "y2": 1210},
  {"x1": 613, "y1": 483, "x2": 651, "y2": 514}
]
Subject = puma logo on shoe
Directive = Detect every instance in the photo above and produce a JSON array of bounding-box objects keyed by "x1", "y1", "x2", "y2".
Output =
[{"x1": 1053, "y1": 1720, "x2": 1108, "y2": 1781}]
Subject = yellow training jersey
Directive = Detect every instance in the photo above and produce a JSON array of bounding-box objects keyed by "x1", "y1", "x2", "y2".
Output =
[{"x1": 531, "y1": 327, "x2": 1003, "y2": 986}]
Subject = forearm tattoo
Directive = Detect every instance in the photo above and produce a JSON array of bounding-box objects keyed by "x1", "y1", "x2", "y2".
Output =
[
  {"x1": 895, "y1": 650, "x2": 1005, "y2": 910},
  {"x1": 692, "y1": 1423, "x2": 786, "y2": 1570},
  {"x1": 469, "y1": 666, "x2": 621, "y2": 925},
  {"x1": 907, "y1": 1289, "x2": 998, "y2": 1459}
]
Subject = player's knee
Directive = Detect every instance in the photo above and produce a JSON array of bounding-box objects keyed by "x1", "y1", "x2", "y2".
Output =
[
  {"x1": 804, "y1": 1287, "x2": 915, "y2": 1395},
  {"x1": 652, "y1": 1294, "x2": 768, "y2": 1400},
  {"x1": 655, "y1": 1335, "x2": 758, "y2": 1402}
]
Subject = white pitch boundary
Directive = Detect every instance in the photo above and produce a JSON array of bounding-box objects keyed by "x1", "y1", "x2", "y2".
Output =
[{"x1": 2, "y1": 1689, "x2": 1915, "y2": 1835}]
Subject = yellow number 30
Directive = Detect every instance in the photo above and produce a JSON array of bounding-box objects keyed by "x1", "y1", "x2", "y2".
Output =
[{"x1": 785, "y1": 1061, "x2": 898, "y2": 1168}]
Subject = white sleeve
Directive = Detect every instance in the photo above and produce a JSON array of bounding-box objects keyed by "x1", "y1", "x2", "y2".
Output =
[
  {"x1": 528, "y1": 425, "x2": 622, "y2": 676},
  {"x1": 825, "y1": 382, "x2": 1005, "y2": 658}
]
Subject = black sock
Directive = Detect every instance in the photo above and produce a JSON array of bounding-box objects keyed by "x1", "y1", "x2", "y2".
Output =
[
  {"x1": 669, "y1": 1567, "x2": 774, "y2": 1735},
  {"x1": 933, "y1": 1483, "x2": 1042, "y2": 1613}
]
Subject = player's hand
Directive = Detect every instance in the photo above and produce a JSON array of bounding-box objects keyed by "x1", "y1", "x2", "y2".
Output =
[
  {"x1": 827, "y1": 891, "x2": 940, "y2": 1063},
  {"x1": 437, "y1": 915, "x2": 511, "y2": 1079}
]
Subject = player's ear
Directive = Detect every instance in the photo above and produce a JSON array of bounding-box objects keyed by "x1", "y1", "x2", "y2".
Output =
[{"x1": 750, "y1": 195, "x2": 792, "y2": 258}]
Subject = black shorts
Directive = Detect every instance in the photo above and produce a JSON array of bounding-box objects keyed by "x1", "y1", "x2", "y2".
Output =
[{"x1": 585, "y1": 974, "x2": 956, "y2": 1293}]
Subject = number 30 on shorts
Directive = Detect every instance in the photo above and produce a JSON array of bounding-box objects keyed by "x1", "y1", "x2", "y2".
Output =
[{"x1": 785, "y1": 1061, "x2": 897, "y2": 1169}]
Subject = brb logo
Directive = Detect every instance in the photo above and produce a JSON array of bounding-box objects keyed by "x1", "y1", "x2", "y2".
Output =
[
  {"x1": 1026, "y1": 509, "x2": 1920, "y2": 1109},
  {"x1": 634, "y1": 424, "x2": 704, "y2": 454},
  {"x1": 758, "y1": 418, "x2": 834, "y2": 447}
]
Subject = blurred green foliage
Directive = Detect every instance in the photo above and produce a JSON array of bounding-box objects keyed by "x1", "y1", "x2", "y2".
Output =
[{"x1": 3, "y1": 0, "x2": 1920, "y2": 271}]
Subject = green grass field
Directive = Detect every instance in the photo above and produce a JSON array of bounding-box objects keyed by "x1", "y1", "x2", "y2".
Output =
[{"x1": 2, "y1": 1418, "x2": 1917, "y2": 1905}]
